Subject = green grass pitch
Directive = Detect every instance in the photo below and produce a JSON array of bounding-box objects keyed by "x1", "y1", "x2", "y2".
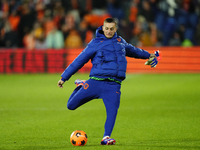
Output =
[{"x1": 0, "y1": 73, "x2": 200, "y2": 150}]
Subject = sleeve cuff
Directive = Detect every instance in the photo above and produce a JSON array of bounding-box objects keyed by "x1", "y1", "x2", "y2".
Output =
[{"x1": 61, "y1": 77, "x2": 66, "y2": 82}]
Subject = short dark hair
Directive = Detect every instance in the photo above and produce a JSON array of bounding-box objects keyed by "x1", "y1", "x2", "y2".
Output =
[{"x1": 104, "y1": 18, "x2": 117, "y2": 26}]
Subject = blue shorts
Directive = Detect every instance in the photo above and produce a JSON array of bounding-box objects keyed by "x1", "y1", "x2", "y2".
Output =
[{"x1": 67, "y1": 79, "x2": 121, "y2": 137}]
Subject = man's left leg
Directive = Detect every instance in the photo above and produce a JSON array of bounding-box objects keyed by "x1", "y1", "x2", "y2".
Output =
[{"x1": 101, "y1": 81, "x2": 121, "y2": 145}]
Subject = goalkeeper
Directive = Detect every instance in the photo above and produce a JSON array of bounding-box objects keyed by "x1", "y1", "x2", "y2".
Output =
[{"x1": 57, "y1": 18, "x2": 160, "y2": 145}]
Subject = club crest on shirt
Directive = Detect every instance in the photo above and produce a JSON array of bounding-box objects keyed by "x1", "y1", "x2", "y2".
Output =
[{"x1": 117, "y1": 38, "x2": 121, "y2": 42}]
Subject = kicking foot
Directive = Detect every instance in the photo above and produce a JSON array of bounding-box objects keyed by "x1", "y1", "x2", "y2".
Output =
[
  {"x1": 75, "y1": 79, "x2": 86, "y2": 87},
  {"x1": 100, "y1": 136, "x2": 116, "y2": 145}
]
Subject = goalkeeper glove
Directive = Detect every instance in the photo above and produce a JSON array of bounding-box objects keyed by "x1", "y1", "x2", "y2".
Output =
[{"x1": 145, "y1": 50, "x2": 161, "y2": 68}]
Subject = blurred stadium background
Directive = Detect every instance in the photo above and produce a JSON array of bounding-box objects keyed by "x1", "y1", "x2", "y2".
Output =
[{"x1": 1, "y1": 0, "x2": 200, "y2": 48}]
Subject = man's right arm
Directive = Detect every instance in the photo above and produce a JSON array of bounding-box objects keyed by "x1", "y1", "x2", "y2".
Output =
[
  {"x1": 60, "y1": 40, "x2": 96, "y2": 83},
  {"x1": 57, "y1": 79, "x2": 64, "y2": 88}
]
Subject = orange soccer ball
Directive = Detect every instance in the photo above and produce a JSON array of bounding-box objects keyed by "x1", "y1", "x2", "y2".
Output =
[{"x1": 70, "y1": 130, "x2": 88, "y2": 146}]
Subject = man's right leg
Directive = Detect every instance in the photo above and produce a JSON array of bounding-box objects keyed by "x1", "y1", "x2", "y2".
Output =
[{"x1": 67, "y1": 79, "x2": 100, "y2": 110}]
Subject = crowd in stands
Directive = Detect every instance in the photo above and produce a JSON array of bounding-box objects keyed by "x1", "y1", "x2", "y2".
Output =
[{"x1": 0, "y1": 0, "x2": 200, "y2": 50}]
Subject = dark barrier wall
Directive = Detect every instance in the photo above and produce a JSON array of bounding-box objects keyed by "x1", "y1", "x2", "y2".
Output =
[{"x1": 0, "y1": 47, "x2": 200, "y2": 74}]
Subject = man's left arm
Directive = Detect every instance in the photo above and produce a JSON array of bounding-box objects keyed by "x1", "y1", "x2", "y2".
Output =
[
  {"x1": 125, "y1": 43, "x2": 161, "y2": 68},
  {"x1": 144, "y1": 50, "x2": 161, "y2": 68}
]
